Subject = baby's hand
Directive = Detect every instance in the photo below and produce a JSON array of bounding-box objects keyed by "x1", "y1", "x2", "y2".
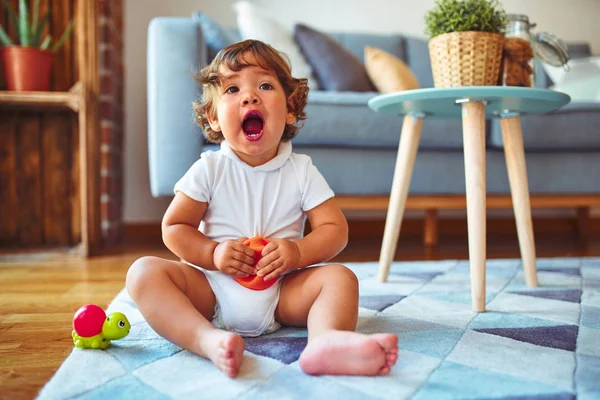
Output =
[
  {"x1": 213, "y1": 238, "x2": 256, "y2": 278},
  {"x1": 255, "y1": 238, "x2": 301, "y2": 280}
]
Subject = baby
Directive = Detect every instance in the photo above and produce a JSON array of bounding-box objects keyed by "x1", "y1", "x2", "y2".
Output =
[{"x1": 126, "y1": 39, "x2": 398, "y2": 378}]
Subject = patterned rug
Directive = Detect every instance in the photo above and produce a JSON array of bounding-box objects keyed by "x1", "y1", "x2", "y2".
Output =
[{"x1": 38, "y1": 258, "x2": 600, "y2": 399}]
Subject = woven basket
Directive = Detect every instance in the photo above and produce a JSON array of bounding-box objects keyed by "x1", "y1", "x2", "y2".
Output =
[{"x1": 428, "y1": 31, "x2": 505, "y2": 87}]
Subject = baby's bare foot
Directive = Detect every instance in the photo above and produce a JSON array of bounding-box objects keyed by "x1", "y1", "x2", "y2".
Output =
[
  {"x1": 299, "y1": 330, "x2": 398, "y2": 376},
  {"x1": 200, "y1": 329, "x2": 245, "y2": 377}
]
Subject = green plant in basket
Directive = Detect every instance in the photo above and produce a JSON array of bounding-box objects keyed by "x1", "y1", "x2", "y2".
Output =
[
  {"x1": 424, "y1": 0, "x2": 508, "y2": 87},
  {"x1": 425, "y1": 0, "x2": 507, "y2": 38},
  {"x1": 0, "y1": 0, "x2": 74, "y2": 51}
]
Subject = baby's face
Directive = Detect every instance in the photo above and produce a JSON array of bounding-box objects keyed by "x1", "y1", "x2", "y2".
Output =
[{"x1": 208, "y1": 53, "x2": 296, "y2": 167}]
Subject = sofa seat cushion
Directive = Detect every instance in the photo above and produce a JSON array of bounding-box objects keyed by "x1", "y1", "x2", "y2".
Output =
[
  {"x1": 292, "y1": 91, "x2": 470, "y2": 150},
  {"x1": 159, "y1": 145, "x2": 600, "y2": 197},
  {"x1": 296, "y1": 147, "x2": 600, "y2": 195},
  {"x1": 489, "y1": 102, "x2": 600, "y2": 151}
]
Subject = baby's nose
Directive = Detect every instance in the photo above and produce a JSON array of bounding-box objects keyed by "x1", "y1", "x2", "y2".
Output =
[{"x1": 243, "y1": 96, "x2": 259, "y2": 105}]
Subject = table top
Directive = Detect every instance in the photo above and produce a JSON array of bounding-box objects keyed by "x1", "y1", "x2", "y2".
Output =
[{"x1": 368, "y1": 86, "x2": 571, "y2": 119}]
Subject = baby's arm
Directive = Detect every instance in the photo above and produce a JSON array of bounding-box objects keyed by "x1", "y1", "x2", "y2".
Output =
[
  {"x1": 162, "y1": 192, "x2": 255, "y2": 275},
  {"x1": 294, "y1": 198, "x2": 349, "y2": 268},
  {"x1": 162, "y1": 192, "x2": 218, "y2": 269},
  {"x1": 255, "y1": 198, "x2": 348, "y2": 280}
]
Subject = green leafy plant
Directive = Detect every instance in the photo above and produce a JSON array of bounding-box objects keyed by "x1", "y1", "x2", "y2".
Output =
[
  {"x1": 0, "y1": 0, "x2": 74, "y2": 51},
  {"x1": 425, "y1": 0, "x2": 507, "y2": 38}
]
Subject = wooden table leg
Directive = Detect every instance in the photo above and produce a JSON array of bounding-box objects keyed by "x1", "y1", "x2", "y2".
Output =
[
  {"x1": 462, "y1": 101, "x2": 487, "y2": 312},
  {"x1": 424, "y1": 209, "x2": 438, "y2": 247},
  {"x1": 500, "y1": 116, "x2": 539, "y2": 287},
  {"x1": 377, "y1": 115, "x2": 423, "y2": 282}
]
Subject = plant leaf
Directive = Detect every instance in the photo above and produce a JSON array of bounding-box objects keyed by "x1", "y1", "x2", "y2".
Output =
[
  {"x1": 18, "y1": 0, "x2": 29, "y2": 46},
  {"x1": 40, "y1": 34, "x2": 51, "y2": 50},
  {"x1": 0, "y1": 24, "x2": 13, "y2": 46},
  {"x1": 32, "y1": 0, "x2": 40, "y2": 40},
  {"x1": 32, "y1": 11, "x2": 49, "y2": 46},
  {"x1": 3, "y1": 0, "x2": 19, "y2": 39},
  {"x1": 51, "y1": 20, "x2": 73, "y2": 52},
  {"x1": 424, "y1": 0, "x2": 506, "y2": 37}
]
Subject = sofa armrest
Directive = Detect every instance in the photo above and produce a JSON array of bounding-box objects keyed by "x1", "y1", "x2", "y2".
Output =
[{"x1": 147, "y1": 17, "x2": 207, "y2": 197}]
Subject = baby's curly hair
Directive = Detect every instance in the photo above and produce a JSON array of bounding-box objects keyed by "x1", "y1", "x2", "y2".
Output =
[{"x1": 193, "y1": 40, "x2": 309, "y2": 144}]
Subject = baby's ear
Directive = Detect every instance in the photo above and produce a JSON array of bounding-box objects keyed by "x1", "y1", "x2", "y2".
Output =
[
  {"x1": 286, "y1": 110, "x2": 296, "y2": 125},
  {"x1": 286, "y1": 101, "x2": 297, "y2": 124},
  {"x1": 207, "y1": 113, "x2": 221, "y2": 132}
]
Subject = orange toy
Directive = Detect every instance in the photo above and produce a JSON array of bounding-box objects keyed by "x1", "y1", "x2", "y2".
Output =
[{"x1": 235, "y1": 236, "x2": 278, "y2": 291}]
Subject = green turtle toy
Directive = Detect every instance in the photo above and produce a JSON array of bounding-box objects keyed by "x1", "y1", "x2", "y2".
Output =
[{"x1": 72, "y1": 304, "x2": 131, "y2": 349}]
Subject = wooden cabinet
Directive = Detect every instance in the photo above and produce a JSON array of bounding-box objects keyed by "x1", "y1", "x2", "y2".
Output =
[{"x1": 0, "y1": 1, "x2": 102, "y2": 257}]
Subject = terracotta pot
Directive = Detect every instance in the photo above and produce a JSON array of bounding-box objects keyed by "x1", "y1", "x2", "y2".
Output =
[{"x1": 1, "y1": 46, "x2": 54, "y2": 91}]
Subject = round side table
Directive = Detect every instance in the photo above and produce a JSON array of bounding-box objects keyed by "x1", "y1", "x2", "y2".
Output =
[{"x1": 368, "y1": 86, "x2": 570, "y2": 312}]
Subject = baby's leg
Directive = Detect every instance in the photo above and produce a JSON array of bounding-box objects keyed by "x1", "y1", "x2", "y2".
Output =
[
  {"x1": 276, "y1": 265, "x2": 398, "y2": 376},
  {"x1": 126, "y1": 256, "x2": 244, "y2": 377}
]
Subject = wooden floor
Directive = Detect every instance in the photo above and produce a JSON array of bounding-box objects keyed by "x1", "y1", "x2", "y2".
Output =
[{"x1": 1, "y1": 223, "x2": 599, "y2": 399}]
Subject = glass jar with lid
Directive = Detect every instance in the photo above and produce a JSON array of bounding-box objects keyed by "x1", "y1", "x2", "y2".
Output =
[{"x1": 500, "y1": 14, "x2": 570, "y2": 87}]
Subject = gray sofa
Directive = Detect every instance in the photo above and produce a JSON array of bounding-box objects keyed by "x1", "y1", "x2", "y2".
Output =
[{"x1": 147, "y1": 17, "x2": 600, "y2": 213}]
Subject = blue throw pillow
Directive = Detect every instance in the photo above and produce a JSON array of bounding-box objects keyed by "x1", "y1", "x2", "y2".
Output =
[
  {"x1": 294, "y1": 24, "x2": 375, "y2": 92},
  {"x1": 192, "y1": 11, "x2": 238, "y2": 61}
]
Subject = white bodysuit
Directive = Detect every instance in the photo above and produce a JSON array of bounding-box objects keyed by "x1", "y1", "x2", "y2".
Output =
[{"x1": 174, "y1": 140, "x2": 334, "y2": 336}]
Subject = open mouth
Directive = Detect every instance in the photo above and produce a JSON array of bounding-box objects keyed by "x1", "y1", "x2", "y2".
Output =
[{"x1": 242, "y1": 110, "x2": 264, "y2": 142}]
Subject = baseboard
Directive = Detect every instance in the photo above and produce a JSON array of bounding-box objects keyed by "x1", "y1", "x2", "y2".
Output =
[
  {"x1": 124, "y1": 216, "x2": 600, "y2": 244},
  {"x1": 352, "y1": 217, "x2": 599, "y2": 237}
]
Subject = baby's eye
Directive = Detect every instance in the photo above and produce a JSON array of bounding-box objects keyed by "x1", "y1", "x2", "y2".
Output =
[
  {"x1": 259, "y1": 83, "x2": 273, "y2": 90},
  {"x1": 225, "y1": 86, "x2": 239, "y2": 94}
]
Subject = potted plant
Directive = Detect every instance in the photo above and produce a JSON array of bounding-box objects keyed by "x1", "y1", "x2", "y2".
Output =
[
  {"x1": 0, "y1": 0, "x2": 74, "y2": 91},
  {"x1": 425, "y1": 0, "x2": 507, "y2": 87}
]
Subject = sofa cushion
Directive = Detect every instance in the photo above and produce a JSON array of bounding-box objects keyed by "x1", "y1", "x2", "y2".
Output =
[
  {"x1": 489, "y1": 102, "x2": 600, "y2": 151},
  {"x1": 547, "y1": 57, "x2": 600, "y2": 104},
  {"x1": 319, "y1": 32, "x2": 434, "y2": 89},
  {"x1": 290, "y1": 147, "x2": 600, "y2": 195},
  {"x1": 294, "y1": 24, "x2": 375, "y2": 92},
  {"x1": 191, "y1": 12, "x2": 237, "y2": 61},
  {"x1": 535, "y1": 42, "x2": 592, "y2": 88},
  {"x1": 292, "y1": 91, "x2": 469, "y2": 150},
  {"x1": 403, "y1": 36, "x2": 435, "y2": 88},
  {"x1": 551, "y1": 77, "x2": 600, "y2": 104},
  {"x1": 328, "y1": 32, "x2": 406, "y2": 63},
  {"x1": 157, "y1": 144, "x2": 600, "y2": 197},
  {"x1": 233, "y1": 1, "x2": 319, "y2": 89},
  {"x1": 364, "y1": 46, "x2": 420, "y2": 93}
]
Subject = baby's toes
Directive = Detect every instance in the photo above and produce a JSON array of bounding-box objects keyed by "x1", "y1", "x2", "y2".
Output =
[
  {"x1": 225, "y1": 357, "x2": 237, "y2": 368},
  {"x1": 386, "y1": 354, "x2": 398, "y2": 367},
  {"x1": 378, "y1": 365, "x2": 391, "y2": 375},
  {"x1": 222, "y1": 366, "x2": 235, "y2": 377},
  {"x1": 217, "y1": 348, "x2": 229, "y2": 360}
]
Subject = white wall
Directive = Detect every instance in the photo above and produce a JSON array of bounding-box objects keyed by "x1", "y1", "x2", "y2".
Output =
[{"x1": 124, "y1": 0, "x2": 600, "y2": 223}]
